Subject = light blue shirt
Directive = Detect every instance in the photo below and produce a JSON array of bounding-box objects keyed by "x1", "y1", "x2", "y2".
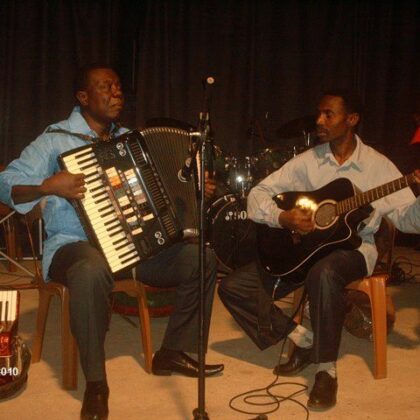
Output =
[
  {"x1": 0, "y1": 106, "x2": 128, "y2": 280},
  {"x1": 247, "y1": 136, "x2": 420, "y2": 275}
]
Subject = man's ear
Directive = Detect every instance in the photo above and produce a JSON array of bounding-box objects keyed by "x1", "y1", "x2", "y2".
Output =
[
  {"x1": 347, "y1": 112, "x2": 360, "y2": 128},
  {"x1": 76, "y1": 91, "x2": 88, "y2": 106}
]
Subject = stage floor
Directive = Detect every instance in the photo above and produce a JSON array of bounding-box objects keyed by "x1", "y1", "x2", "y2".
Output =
[{"x1": 0, "y1": 245, "x2": 419, "y2": 420}]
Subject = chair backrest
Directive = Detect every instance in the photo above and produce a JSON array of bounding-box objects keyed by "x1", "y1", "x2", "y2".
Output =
[{"x1": 373, "y1": 216, "x2": 395, "y2": 275}]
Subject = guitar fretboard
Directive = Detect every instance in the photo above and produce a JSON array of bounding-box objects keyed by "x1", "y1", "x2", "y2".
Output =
[{"x1": 336, "y1": 173, "x2": 416, "y2": 215}]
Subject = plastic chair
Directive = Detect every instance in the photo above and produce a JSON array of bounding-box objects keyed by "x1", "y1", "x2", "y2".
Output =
[
  {"x1": 25, "y1": 204, "x2": 155, "y2": 390},
  {"x1": 288, "y1": 217, "x2": 396, "y2": 379}
]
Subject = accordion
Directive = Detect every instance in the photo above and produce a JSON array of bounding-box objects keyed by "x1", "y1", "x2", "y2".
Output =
[
  {"x1": 0, "y1": 290, "x2": 31, "y2": 398},
  {"x1": 0, "y1": 291, "x2": 19, "y2": 359},
  {"x1": 58, "y1": 128, "x2": 199, "y2": 274}
]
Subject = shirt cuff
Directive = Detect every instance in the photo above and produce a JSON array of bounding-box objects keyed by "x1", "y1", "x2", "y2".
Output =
[
  {"x1": 3, "y1": 178, "x2": 44, "y2": 214},
  {"x1": 270, "y1": 207, "x2": 283, "y2": 228}
]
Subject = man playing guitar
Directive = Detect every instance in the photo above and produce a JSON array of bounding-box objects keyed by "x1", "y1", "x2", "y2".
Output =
[{"x1": 218, "y1": 88, "x2": 420, "y2": 411}]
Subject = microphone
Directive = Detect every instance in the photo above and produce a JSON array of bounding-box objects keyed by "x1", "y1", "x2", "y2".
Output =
[
  {"x1": 201, "y1": 76, "x2": 215, "y2": 115},
  {"x1": 203, "y1": 76, "x2": 215, "y2": 86},
  {"x1": 177, "y1": 156, "x2": 194, "y2": 183}
]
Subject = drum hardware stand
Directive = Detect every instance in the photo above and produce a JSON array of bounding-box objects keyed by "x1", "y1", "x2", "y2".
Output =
[
  {"x1": 192, "y1": 76, "x2": 215, "y2": 420},
  {"x1": 228, "y1": 224, "x2": 241, "y2": 269},
  {"x1": 302, "y1": 129, "x2": 312, "y2": 148},
  {"x1": 0, "y1": 211, "x2": 35, "y2": 278}
]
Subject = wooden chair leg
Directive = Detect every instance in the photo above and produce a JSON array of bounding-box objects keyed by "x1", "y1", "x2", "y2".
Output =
[
  {"x1": 369, "y1": 276, "x2": 388, "y2": 379},
  {"x1": 137, "y1": 283, "x2": 153, "y2": 373},
  {"x1": 61, "y1": 289, "x2": 78, "y2": 390},
  {"x1": 32, "y1": 289, "x2": 54, "y2": 363}
]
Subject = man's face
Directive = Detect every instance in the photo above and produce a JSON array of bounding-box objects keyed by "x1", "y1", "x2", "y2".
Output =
[
  {"x1": 78, "y1": 68, "x2": 124, "y2": 124},
  {"x1": 316, "y1": 95, "x2": 357, "y2": 143}
]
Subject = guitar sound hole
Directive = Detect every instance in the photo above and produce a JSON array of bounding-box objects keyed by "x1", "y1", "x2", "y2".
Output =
[{"x1": 314, "y1": 202, "x2": 337, "y2": 228}]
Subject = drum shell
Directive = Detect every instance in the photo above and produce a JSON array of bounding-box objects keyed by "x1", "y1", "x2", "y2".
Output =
[
  {"x1": 215, "y1": 155, "x2": 256, "y2": 196},
  {"x1": 207, "y1": 194, "x2": 256, "y2": 272},
  {"x1": 0, "y1": 339, "x2": 30, "y2": 400},
  {"x1": 254, "y1": 146, "x2": 308, "y2": 180}
]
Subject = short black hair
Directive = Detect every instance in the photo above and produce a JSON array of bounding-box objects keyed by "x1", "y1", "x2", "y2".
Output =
[
  {"x1": 322, "y1": 88, "x2": 364, "y2": 117},
  {"x1": 73, "y1": 63, "x2": 117, "y2": 97}
]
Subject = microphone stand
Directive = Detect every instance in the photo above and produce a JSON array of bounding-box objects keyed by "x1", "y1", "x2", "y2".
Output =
[{"x1": 192, "y1": 78, "x2": 214, "y2": 420}]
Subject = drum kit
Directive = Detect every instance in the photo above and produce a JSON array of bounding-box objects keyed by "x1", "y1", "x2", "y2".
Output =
[{"x1": 208, "y1": 115, "x2": 316, "y2": 272}]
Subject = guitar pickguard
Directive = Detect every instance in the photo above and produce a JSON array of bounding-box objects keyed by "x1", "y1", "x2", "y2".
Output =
[{"x1": 314, "y1": 200, "x2": 338, "y2": 229}]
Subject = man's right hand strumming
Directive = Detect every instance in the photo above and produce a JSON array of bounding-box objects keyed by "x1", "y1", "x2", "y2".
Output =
[{"x1": 278, "y1": 208, "x2": 315, "y2": 234}]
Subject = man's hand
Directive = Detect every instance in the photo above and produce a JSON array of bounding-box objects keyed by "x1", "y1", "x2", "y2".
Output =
[
  {"x1": 204, "y1": 170, "x2": 217, "y2": 200},
  {"x1": 11, "y1": 171, "x2": 86, "y2": 204},
  {"x1": 41, "y1": 171, "x2": 86, "y2": 199},
  {"x1": 278, "y1": 207, "x2": 315, "y2": 234}
]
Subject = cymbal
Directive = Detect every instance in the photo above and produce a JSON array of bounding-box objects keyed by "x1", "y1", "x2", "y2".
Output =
[
  {"x1": 276, "y1": 115, "x2": 316, "y2": 139},
  {"x1": 144, "y1": 117, "x2": 196, "y2": 131}
]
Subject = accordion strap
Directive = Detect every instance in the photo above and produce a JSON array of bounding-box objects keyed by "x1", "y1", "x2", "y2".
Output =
[
  {"x1": 46, "y1": 127, "x2": 100, "y2": 143},
  {"x1": 46, "y1": 124, "x2": 122, "y2": 143}
]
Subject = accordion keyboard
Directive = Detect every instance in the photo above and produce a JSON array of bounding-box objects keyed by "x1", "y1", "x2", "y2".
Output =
[
  {"x1": 59, "y1": 130, "x2": 181, "y2": 273},
  {"x1": 0, "y1": 291, "x2": 17, "y2": 324},
  {"x1": 62, "y1": 147, "x2": 142, "y2": 272}
]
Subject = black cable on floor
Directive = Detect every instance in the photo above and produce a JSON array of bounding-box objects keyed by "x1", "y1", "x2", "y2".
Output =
[
  {"x1": 389, "y1": 256, "x2": 420, "y2": 285},
  {"x1": 228, "y1": 289, "x2": 310, "y2": 419},
  {"x1": 228, "y1": 337, "x2": 309, "y2": 419}
]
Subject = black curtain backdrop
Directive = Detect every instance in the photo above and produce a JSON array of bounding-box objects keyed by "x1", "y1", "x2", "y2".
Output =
[{"x1": 1, "y1": 0, "x2": 419, "y2": 166}]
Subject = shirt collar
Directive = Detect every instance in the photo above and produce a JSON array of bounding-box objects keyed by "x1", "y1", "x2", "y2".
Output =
[
  {"x1": 315, "y1": 134, "x2": 365, "y2": 171},
  {"x1": 67, "y1": 106, "x2": 120, "y2": 140}
]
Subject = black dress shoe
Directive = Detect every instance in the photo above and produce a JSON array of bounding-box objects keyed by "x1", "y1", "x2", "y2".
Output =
[
  {"x1": 80, "y1": 385, "x2": 109, "y2": 420},
  {"x1": 273, "y1": 346, "x2": 312, "y2": 376},
  {"x1": 307, "y1": 371, "x2": 338, "y2": 411},
  {"x1": 152, "y1": 349, "x2": 224, "y2": 377}
]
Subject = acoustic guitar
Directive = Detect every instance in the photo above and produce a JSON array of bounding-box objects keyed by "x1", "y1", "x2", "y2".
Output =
[{"x1": 256, "y1": 173, "x2": 417, "y2": 281}]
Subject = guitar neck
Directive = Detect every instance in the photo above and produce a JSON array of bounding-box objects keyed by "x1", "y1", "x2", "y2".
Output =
[{"x1": 337, "y1": 173, "x2": 416, "y2": 215}]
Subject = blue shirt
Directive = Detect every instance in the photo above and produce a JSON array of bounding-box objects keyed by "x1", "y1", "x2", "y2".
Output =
[
  {"x1": 0, "y1": 107, "x2": 128, "y2": 280},
  {"x1": 248, "y1": 136, "x2": 420, "y2": 275}
]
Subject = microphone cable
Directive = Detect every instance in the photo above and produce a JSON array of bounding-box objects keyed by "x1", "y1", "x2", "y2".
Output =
[
  {"x1": 389, "y1": 255, "x2": 420, "y2": 284},
  {"x1": 228, "y1": 290, "x2": 310, "y2": 419}
]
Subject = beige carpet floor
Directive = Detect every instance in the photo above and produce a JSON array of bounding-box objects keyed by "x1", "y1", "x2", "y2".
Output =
[{"x1": 0, "y1": 246, "x2": 419, "y2": 420}]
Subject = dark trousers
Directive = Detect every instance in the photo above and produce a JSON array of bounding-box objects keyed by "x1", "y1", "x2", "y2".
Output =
[
  {"x1": 49, "y1": 241, "x2": 217, "y2": 382},
  {"x1": 218, "y1": 249, "x2": 367, "y2": 363}
]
